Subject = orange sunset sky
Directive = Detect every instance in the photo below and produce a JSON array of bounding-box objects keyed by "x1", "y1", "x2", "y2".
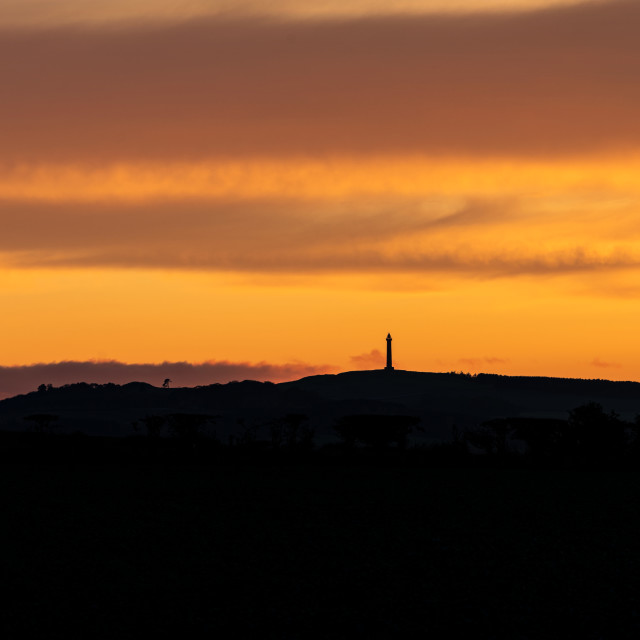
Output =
[{"x1": 2, "y1": 0, "x2": 640, "y2": 396}]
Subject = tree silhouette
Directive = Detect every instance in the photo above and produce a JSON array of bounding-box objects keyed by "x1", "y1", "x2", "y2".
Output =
[
  {"x1": 466, "y1": 405, "x2": 629, "y2": 465},
  {"x1": 23, "y1": 414, "x2": 59, "y2": 434},
  {"x1": 166, "y1": 413, "x2": 216, "y2": 446},
  {"x1": 137, "y1": 414, "x2": 166, "y2": 438},
  {"x1": 269, "y1": 413, "x2": 313, "y2": 449},
  {"x1": 465, "y1": 418, "x2": 512, "y2": 456},
  {"x1": 566, "y1": 402, "x2": 626, "y2": 465},
  {"x1": 334, "y1": 414, "x2": 419, "y2": 450}
]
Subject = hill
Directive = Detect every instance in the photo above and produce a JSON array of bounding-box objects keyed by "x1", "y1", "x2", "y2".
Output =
[{"x1": 2, "y1": 369, "x2": 640, "y2": 444}]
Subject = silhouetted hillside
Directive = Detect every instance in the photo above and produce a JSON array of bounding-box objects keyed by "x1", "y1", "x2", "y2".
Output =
[{"x1": 2, "y1": 369, "x2": 640, "y2": 446}]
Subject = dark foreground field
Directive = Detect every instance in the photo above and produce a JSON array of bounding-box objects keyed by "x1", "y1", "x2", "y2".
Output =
[{"x1": 3, "y1": 460, "x2": 640, "y2": 638}]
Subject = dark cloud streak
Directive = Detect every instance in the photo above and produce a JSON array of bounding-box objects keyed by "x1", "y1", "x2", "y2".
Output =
[
  {"x1": 0, "y1": 359, "x2": 336, "y2": 400},
  {"x1": 13, "y1": 244, "x2": 639, "y2": 278}
]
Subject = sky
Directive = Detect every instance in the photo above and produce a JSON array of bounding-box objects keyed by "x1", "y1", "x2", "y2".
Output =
[{"x1": 2, "y1": 0, "x2": 640, "y2": 396}]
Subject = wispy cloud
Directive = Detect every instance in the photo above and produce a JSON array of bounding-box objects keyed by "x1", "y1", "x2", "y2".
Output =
[
  {"x1": 459, "y1": 357, "x2": 509, "y2": 367},
  {"x1": 590, "y1": 357, "x2": 622, "y2": 369},
  {"x1": 0, "y1": 197, "x2": 499, "y2": 252},
  {"x1": 12, "y1": 240, "x2": 640, "y2": 279},
  {"x1": 1, "y1": 197, "x2": 637, "y2": 278},
  {"x1": 349, "y1": 349, "x2": 384, "y2": 369},
  {"x1": 0, "y1": 360, "x2": 337, "y2": 400}
]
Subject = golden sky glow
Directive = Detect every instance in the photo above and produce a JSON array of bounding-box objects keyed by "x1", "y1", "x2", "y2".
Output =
[{"x1": 2, "y1": 0, "x2": 640, "y2": 394}]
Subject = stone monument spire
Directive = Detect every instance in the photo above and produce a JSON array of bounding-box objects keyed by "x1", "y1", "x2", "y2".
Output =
[{"x1": 385, "y1": 333, "x2": 394, "y2": 371}]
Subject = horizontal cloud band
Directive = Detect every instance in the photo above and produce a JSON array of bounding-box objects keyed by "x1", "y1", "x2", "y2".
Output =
[
  {"x1": 2, "y1": 0, "x2": 640, "y2": 161},
  {"x1": 0, "y1": 360, "x2": 336, "y2": 400},
  {"x1": 1, "y1": 196, "x2": 638, "y2": 278}
]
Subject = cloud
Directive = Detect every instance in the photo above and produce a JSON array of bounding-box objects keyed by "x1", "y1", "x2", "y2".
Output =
[
  {"x1": 484, "y1": 357, "x2": 508, "y2": 364},
  {"x1": 2, "y1": 1, "x2": 640, "y2": 161},
  {"x1": 590, "y1": 357, "x2": 622, "y2": 369},
  {"x1": 349, "y1": 349, "x2": 384, "y2": 369},
  {"x1": 0, "y1": 359, "x2": 337, "y2": 400},
  {"x1": 459, "y1": 357, "x2": 508, "y2": 366},
  {"x1": 13, "y1": 239, "x2": 640, "y2": 279},
  {"x1": 0, "y1": 195, "x2": 510, "y2": 259},
  {"x1": 1, "y1": 196, "x2": 637, "y2": 278}
]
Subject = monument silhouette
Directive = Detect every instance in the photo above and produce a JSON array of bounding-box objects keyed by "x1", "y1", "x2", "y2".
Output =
[{"x1": 385, "y1": 333, "x2": 394, "y2": 371}]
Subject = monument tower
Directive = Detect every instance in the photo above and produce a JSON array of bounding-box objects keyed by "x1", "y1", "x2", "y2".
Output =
[{"x1": 385, "y1": 333, "x2": 394, "y2": 371}]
